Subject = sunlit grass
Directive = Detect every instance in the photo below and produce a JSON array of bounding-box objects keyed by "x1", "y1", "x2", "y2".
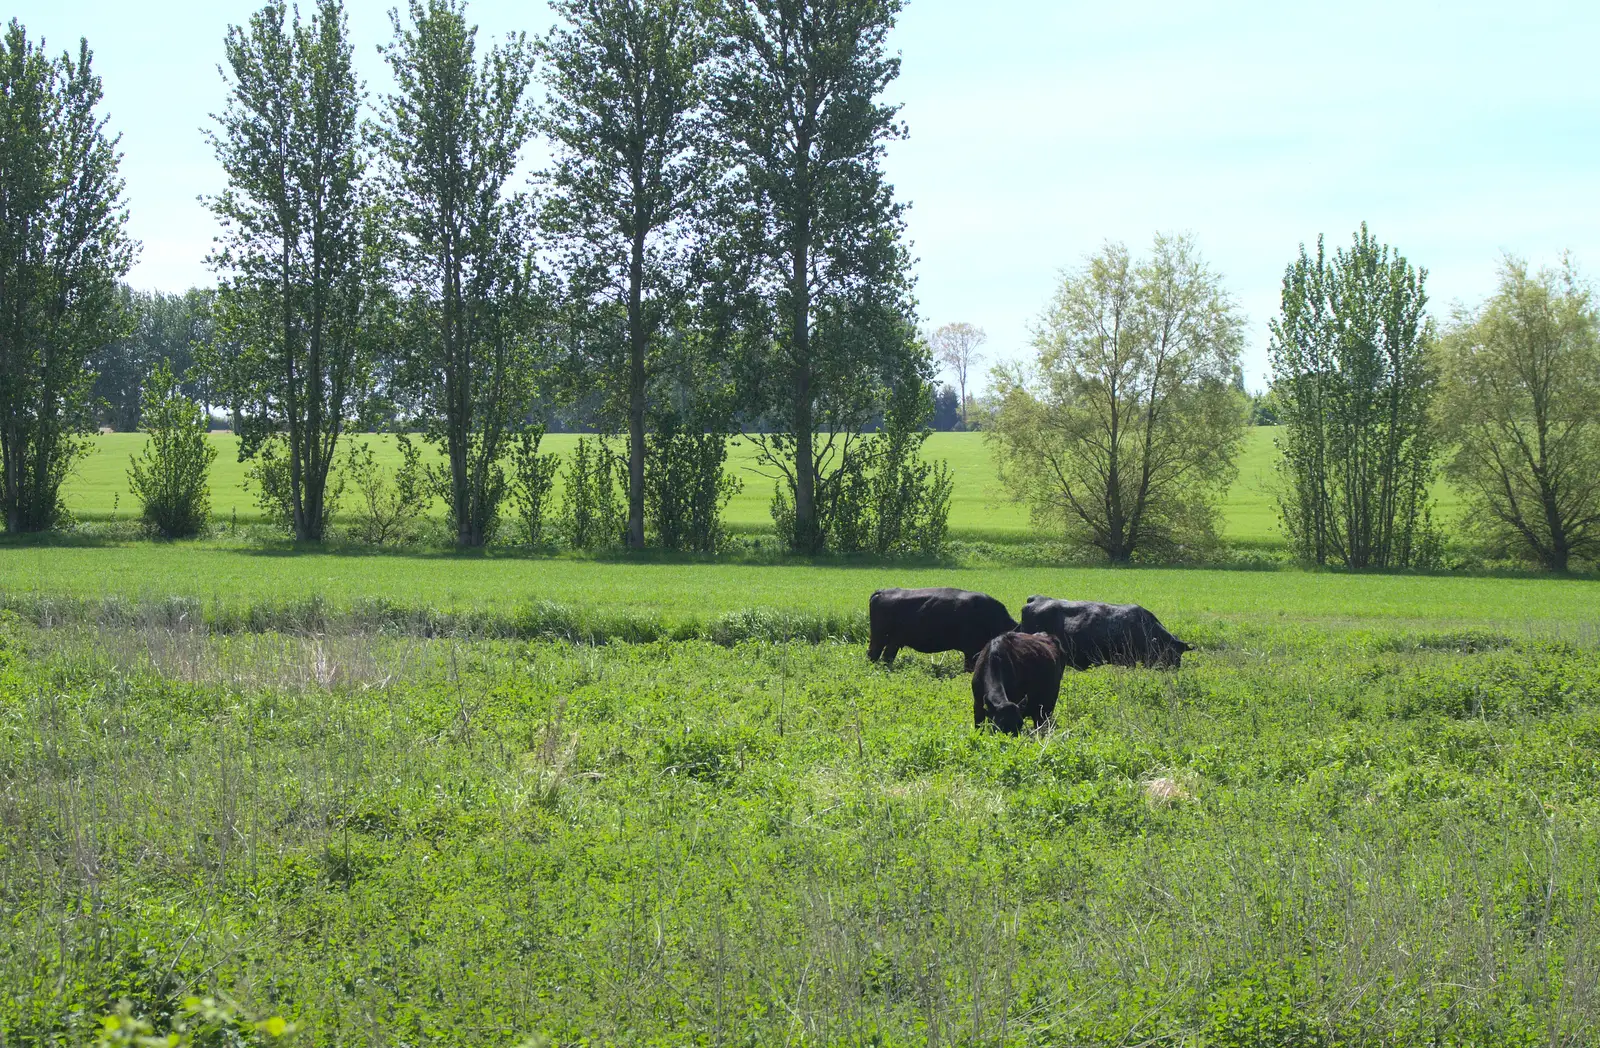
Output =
[{"x1": 64, "y1": 428, "x2": 1318, "y2": 544}]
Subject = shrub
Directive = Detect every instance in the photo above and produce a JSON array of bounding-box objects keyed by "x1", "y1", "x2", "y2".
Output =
[
  {"x1": 507, "y1": 426, "x2": 561, "y2": 547},
  {"x1": 91, "y1": 996, "x2": 294, "y2": 1048},
  {"x1": 342, "y1": 435, "x2": 428, "y2": 545},
  {"x1": 562, "y1": 436, "x2": 624, "y2": 550},
  {"x1": 245, "y1": 437, "x2": 341, "y2": 537},
  {"x1": 863, "y1": 394, "x2": 953, "y2": 556},
  {"x1": 776, "y1": 381, "x2": 952, "y2": 556},
  {"x1": 646, "y1": 417, "x2": 742, "y2": 552},
  {"x1": 126, "y1": 362, "x2": 217, "y2": 538}
]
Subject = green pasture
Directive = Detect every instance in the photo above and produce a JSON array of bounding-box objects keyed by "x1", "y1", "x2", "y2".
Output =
[
  {"x1": 4, "y1": 601, "x2": 1600, "y2": 1043},
  {"x1": 64, "y1": 428, "x2": 1302, "y2": 544}
]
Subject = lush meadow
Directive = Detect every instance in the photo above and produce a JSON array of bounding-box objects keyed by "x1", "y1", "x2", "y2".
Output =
[
  {"x1": 3, "y1": 577, "x2": 1600, "y2": 1046},
  {"x1": 3, "y1": 542, "x2": 1600, "y2": 1045}
]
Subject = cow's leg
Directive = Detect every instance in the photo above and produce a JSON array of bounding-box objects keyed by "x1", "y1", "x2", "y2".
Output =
[
  {"x1": 881, "y1": 645, "x2": 899, "y2": 669},
  {"x1": 1040, "y1": 675, "x2": 1062, "y2": 727},
  {"x1": 867, "y1": 635, "x2": 884, "y2": 662},
  {"x1": 963, "y1": 649, "x2": 978, "y2": 672}
]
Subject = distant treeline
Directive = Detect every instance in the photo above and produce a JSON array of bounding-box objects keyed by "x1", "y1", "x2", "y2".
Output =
[{"x1": 92, "y1": 286, "x2": 974, "y2": 436}]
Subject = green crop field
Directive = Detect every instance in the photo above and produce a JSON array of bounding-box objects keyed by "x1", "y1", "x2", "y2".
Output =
[{"x1": 60, "y1": 428, "x2": 1329, "y2": 546}]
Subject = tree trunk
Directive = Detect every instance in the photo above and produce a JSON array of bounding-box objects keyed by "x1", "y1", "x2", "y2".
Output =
[
  {"x1": 791, "y1": 219, "x2": 816, "y2": 554},
  {"x1": 281, "y1": 249, "x2": 313, "y2": 543},
  {"x1": 304, "y1": 279, "x2": 326, "y2": 544},
  {"x1": 627, "y1": 226, "x2": 647, "y2": 550},
  {"x1": 2, "y1": 425, "x2": 19, "y2": 533},
  {"x1": 444, "y1": 245, "x2": 473, "y2": 547},
  {"x1": 1542, "y1": 485, "x2": 1569, "y2": 573}
]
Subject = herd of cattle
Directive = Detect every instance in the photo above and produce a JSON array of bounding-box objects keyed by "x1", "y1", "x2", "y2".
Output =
[{"x1": 867, "y1": 587, "x2": 1193, "y2": 735}]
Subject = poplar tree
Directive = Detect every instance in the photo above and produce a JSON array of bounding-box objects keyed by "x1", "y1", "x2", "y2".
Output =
[
  {"x1": 540, "y1": 0, "x2": 711, "y2": 550},
  {"x1": 204, "y1": 0, "x2": 382, "y2": 542},
  {"x1": 709, "y1": 0, "x2": 915, "y2": 554},
  {"x1": 0, "y1": 22, "x2": 133, "y2": 532},
  {"x1": 1269, "y1": 225, "x2": 1438, "y2": 568},
  {"x1": 378, "y1": 0, "x2": 541, "y2": 548}
]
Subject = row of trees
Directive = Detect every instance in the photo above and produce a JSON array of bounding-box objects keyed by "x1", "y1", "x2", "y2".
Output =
[
  {"x1": 989, "y1": 226, "x2": 1599, "y2": 572},
  {"x1": 1271, "y1": 228, "x2": 1599, "y2": 573},
  {"x1": 1, "y1": 0, "x2": 950, "y2": 555}
]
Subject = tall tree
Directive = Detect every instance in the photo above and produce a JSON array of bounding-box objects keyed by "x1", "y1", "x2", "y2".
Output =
[
  {"x1": 709, "y1": 0, "x2": 916, "y2": 554},
  {"x1": 379, "y1": 0, "x2": 541, "y2": 547},
  {"x1": 1269, "y1": 224, "x2": 1438, "y2": 569},
  {"x1": 540, "y1": 0, "x2": 711, "y2": 550},
  {"x1": 0, "y1": 22, "x2": 133, "y2": 532},
  {"x1": 988, "y1": 235, "x2": 1245, "y2": 562},
  {"x1": 204, "y1": 0, "x2": 382, "y2": 542},
  {"x1": 930, "y1": 321, "x2": 984, "y2": 429},
  {"x1": 1439, "y1": 257, "x2": 1600, "y2": 571}
]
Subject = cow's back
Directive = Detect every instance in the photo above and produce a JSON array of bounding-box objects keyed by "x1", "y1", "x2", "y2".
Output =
[
  {"x1": 870, "y1": 587, "x2": 1016, "y2": 657},
  {"x1": 1021, "y1": 597, "x2": 1184, "y2": 669}
]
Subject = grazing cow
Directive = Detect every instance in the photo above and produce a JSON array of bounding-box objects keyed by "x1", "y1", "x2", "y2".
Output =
[
  {"x1": 867, "y1": 587, "x2": 1017, "y2": 670},
  {"x1": 1019, "y1": 597, "x2": 1192, "y2": 670},
  {"x1": 971, "y1": 631, "x2": 1068, "y2": 734}
]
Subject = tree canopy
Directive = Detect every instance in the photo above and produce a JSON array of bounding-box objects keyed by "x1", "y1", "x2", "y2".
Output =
[{"x1": 1269, "y1": 225, "x2": 1439, "y2": 569}]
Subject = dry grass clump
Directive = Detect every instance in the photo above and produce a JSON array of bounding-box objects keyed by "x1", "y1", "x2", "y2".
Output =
[{"x1": 1143, "y1": 769, "x2": 1198, "y2": 807}]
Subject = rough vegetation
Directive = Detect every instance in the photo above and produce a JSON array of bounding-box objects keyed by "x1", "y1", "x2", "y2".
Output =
[{"x1": 3, "y1": 600, "x2": 1599, "y2": 1045}]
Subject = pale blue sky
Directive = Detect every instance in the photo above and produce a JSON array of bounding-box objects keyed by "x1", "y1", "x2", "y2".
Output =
[{"x1": 12, "y1": 0, "x2": 1600, "y2": 390}]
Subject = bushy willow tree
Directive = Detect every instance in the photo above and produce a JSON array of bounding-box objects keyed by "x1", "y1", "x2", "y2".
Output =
[
  {"x1": 0, "y1": 21, "x2": 133, "y2": 532},
  {"x1": 203, "y1": 0, "x2": 385, "y2": 542},
  {"x1": 1269, "y1": 225, "x2": 1438, "y2": 568},
  {"x1": 989, "y1": 235, "x2": 1245, "y2": 562},
  {"x1": 709, "y1": 0, "x2": 918, "y2": 554},
  {"x1": 540, "y1": 0, "x2": 712, "y2": 550},
  {"x1": 379, "y1": 0, "x2": 543, "y2": 547},
  {"x1": 1439, "y1": 257, "x2": 1600, "y2": 571}
]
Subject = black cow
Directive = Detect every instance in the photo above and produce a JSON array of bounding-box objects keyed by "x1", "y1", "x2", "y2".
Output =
[
  {"x1": 971, "y1": 631, "x2": 1067, "y2": 735},
  {"x1": 1019, "y1": 597, "x2": 1192, "y2": 670},
  {"x1": 867, "y1": 587, "x2": 1017, "y2": 670}
]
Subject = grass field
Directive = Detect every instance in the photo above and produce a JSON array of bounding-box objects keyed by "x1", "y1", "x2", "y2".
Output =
[
  {"x1": 63, "y1": 428, "x2": 1305, "y2": 545},
  {"x1": 4, "y1": 545, "x2": 1598, "y2": 638},
  {"x1": 3, "y1": 583, "x2": 1599, "y2": 1044}
]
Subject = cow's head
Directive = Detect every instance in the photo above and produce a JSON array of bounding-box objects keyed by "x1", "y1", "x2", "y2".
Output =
[
  {"x1": 1017, "y1": 597, "x2": 1059, "y2": 635},
  {"x1": 991, "y1": 702, "x2": 1024, "y2": 736},
  {"x1": 1149, "y1": 638, "x2": 1193, "y2": 669}
]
